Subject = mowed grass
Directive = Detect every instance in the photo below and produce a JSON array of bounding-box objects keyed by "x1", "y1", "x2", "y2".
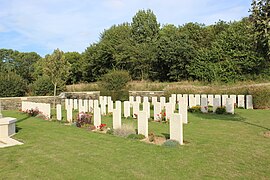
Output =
[{"x1": 1, "y1": 109, "x2": 270, "y2": 179}]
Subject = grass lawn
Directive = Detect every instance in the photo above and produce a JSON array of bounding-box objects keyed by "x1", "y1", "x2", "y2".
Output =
[{"x1": 1, "y1": 109, "x2": 270, "y2": 179}]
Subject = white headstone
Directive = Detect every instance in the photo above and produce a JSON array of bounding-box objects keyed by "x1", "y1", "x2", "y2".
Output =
[
  {"x1": 129, "y1": 96, "x2": 134, "y2": 107},
  {"x1": 189, "y1": 94, "x2": 196, "y2": 108},
  {"x1": 100, "y1": 101, "x2": 106, "y2": 115},
  {"x1": 226, "y1": 98, "x2": 234, "y2": 114},
  {"x1": 94, "y1": 107, "x2": 101, "y2": 127},
  {"x1": 213, "y1": 98, "x2": 221, "y2": 113},
  {"x1": 154, "y1": 102, "x2": 162, "y2": 121},
  {"x1": 69, "y1": 99, "x2": 74, "y2": 110},
  {"x1": 195, "y1": 94, "x2": 200, "y2": 106},
  {"x1": 115, "y1": 101, "x2": 122, "y2": 112},
  {"x1": 165, "y1": 103, "x2": 174, "y2": 120},
  {"x1": 178, "y1": 100, "x2": 188, "y2": 124},
  {"x1": 143, "y1": 96, "x2": 149, "y2": 103},
  {"x1": 107, "y1": 100, "x2": 113, "y2": 113},
  {"x1": 171, "y1": 94, "x2": 177, "y2": 104},
  {"x1": 177, "y1": 94, "x2": 182, "y2": 103},
  {"x1": 66, "y1": 105, "x2": 73, "y2": 123},
  {"x1": 246, "y1": 95, "x2": 253, "y2": 109},
  {"x1": 124, "y1": 101, "x2": 130, "y2": 118},
  {"x1": 152, "y1": 96, "x2": 157, "y2": 104},
  {"x1": 132, "y1": 102, "x2": 140, "y2": 118},
  {"x1": 56, "y1": 104, "x2": 62, "y2": 121},
  {"x1": 201, "y1": 97, "x2": 208, "y2": 113},
  {"x1": 103, "y1": 96, "x2": 108, "y2": 105},
  {"x1": 237, "y1": 95, "x2": 245, "y2": 108},
  {"x1": 65, "y1": 99, "x2": 68, "y2": 110},
  {"x1": 214, "y1": 95, "x2": 221, "y2": 106},
  {"x1": 138, "y1": 111, "x2": 148, "y2": 137},
  {"x1": 160, "y1": 96, "x2": 166, "y2": 109},
  {"x1": 136, "y1": 96, "x2": 141, "y2": 103},
  {"x1": 94, "y1": 100, "x2": 99, "y2": 108},
  {"x1": 113, "y1": 108, "x2": 121, "y2": 129},
  {"x1": 230, "y1": 95, "x2": 237, "y2": 105},
  {"x1": 222, "y1": 95, "x2": 228, "y2": 106},
  {"x1": 170, "y1": 113, "x2": 183, "y2": 145},
  {"x1": 143, "y1": 101, "x2": 150, "y2": 119},
  {"x1": 73, "y1": 99, "x2": 78, "y2": 110},
  {"x1": 208, "y1": 94, "x2": 214, "y2": 106},
  {"x1": 89, "y1": 100, "x2": 94, "y2": 113},
  {"x1": 84, "y1": 99, "x2": 88, "y2": 112},
  {"x1": 78, "y1": 99, "x2": 83, "y2": 112}
]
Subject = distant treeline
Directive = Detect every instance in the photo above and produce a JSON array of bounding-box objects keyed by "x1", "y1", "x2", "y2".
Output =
[{"x1": 0, "y1": 1, "x2": 269, "y2": 94}]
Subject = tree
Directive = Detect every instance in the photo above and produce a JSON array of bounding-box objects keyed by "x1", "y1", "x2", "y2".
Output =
[
  {"x1": 65, "y1": 52, "x2": 83, "y2": 84},
  {"x1": 250, "y1": 0, "x2": 270, "y2": 59},
  {"x1": 42, "y1": 49, "x2": 70, "y2": 108}
]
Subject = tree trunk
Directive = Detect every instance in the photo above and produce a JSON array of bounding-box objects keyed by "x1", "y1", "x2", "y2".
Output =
[{"x1": 53, "y1": 83, "x2": 57, "y2": 109}]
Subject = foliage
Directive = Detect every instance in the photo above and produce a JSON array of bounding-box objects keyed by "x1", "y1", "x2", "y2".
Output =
[
  {"x1": 215, "y1": 106, "x2": 226, "y2": 114},
  {"x1": 29, "y1": 76, "x2": 54, "y2": 96},
  {"x1": 65, "y1": 52, "x2": 83, "y2": 84},
  {"x1": 99, "y1": 70, "x2": 130, "y2": 91},
  {"x1": 156, "y1": 109, "x2": 167, "y2": 122},
  {"x1": 76, "y1": 112, "x2": 92, "y2": 128},
  {"x1": 127, "y1": 134, "x2": 145, "y2": 140},
  {"x1": 248, "y1": 86, "x2": 270, "y2": 109},
  {"x1": 113, "y1": 124, "x2": 136, "y2": 137},
  {"x1": 188, "y1": 106, "x2": 201, "y2": 113},
  {"x1": 162, "y1": 140, "x2": 180, "y2": 147},
  {"x1": 0, "y1": 71, "x2": 27, "y2": 97}
]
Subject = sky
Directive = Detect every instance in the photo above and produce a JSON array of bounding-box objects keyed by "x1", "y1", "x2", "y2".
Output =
[{"x1": 0, "y1": 0, "x2": 252, "y2": 57}]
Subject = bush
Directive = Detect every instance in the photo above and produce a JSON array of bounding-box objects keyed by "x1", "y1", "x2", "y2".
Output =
[
  {"x1": 162, "y1": 140, "x2": 180, "y2": 147},
  {"x1": 0, "y1": 72, "x2": 27, "y2": 97},
  {"x1": 248, "y1": 87, "x2": 270, "y2": 109},
  {"x1": 113, "y1": 124, "x2": 136, "y2": 137},
  {"x1": 29, "y1": 76, "x2": 54, "y2": 96},
  {"x1": 99, "y1": 70, "x2": 130, "y2": 91},
  {"x1": 127, "y1": 134, "x2": 145, "y2": 140},
  {"x1": 76, "y1": 112, "x2": 92, "y2": 128},
  {"x1": 215, "y1": 106, "x2": 226, "y2": 114},
  {"x1": 188, "y1": 106, "x2": 201, "y2": 113}
]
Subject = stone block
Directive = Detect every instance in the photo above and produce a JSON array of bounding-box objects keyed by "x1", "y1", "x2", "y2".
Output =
[
  {"x1": 200, "y1": 97, "x2": 208, "y2": 113},
  {"x1": 246, "y1": 95, "x2": 253, "y2": 109},
  {"x1": 0, "y1": 117, "x2": 17, "y2": 138},
  {"x1": 226, "y1": 98, "x2": 234, "y2": 114},
  {"x1": 237, "y1": 95, "x2": 245, "y2": 108},
  {"x1": 138, "y1": 111, "x2": 148, "y2": 137},
  {"x1": 170, "y1": 113, "x2": 183, "y2": 145}
]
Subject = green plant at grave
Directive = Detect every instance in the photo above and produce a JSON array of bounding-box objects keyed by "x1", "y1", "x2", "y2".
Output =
[
  {"x1": 215, "y1": 106, "x2": 226, "y2": 114},
  {"x1": 162, "y1": 139, "x2": 180, "y2": 147},
  {"x1": 188, "y1": 106, "x2": 201, "y2": 113},
  {"x1": 127, "y1": 134, "x2": 145, "y2": 140},
  {"x1": 76, "y1": 112, "x2": 93, "y2": 128},
  {"x1": 156, "y1": 109, "x2": 167, "y2": 122}
]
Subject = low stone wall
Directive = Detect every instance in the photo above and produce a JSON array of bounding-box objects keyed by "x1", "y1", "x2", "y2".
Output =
[
  {"x1": 0, "y1": 91, "x2": 100, "y2": 110},
  {"x1": 129, "y1": 91, "x2": 165, "y2": 100}
]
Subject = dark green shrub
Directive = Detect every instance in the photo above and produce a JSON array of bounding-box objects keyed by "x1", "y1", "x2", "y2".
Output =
[
  {"x1": 127, "y1": 134, "x2": 145, "y2": 140},
  {"x1": 188, "y1": 106, "x2": 201, "y2": 113},
  {"x1": 162, "y1": 140, "x2": 180, "y2": 147},
  {"x1": 0, "y1": 72, "x2": 27, "y2": 97},
  {"x1": 215, "y1": 106, "x2": 226, "y2": 114},
  {"x1": 99, "y1": 70, "x2": 130, "y2": 91},
  {"x1": 29, "y1": 76, "x2": 54, "y2": 96}
]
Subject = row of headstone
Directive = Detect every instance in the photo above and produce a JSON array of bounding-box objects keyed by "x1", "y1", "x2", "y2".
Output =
[
  {"x1": 21, "y1": 101, "x2": 51, "y2": 119},
  {"x1": 201, "y1": 97, "x2": 235, "y2": 114},
  {"x1": 128, "y1": 94, "x2": 253, "y2": 109}
]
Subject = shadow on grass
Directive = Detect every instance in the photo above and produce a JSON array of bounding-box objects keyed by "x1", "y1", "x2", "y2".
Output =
[{"x1": 192, "y1": 112, "x2": 270, "y2": 131}]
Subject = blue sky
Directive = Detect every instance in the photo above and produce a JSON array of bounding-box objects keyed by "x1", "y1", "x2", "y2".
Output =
[{"x1": 0, "y1": 0, "x2": 252, "y2": 56}]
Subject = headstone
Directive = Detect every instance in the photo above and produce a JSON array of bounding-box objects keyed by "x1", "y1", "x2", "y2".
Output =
[
  {"x1": 143, "y1": 96, "x2": 149, "y2": 103},
  {"x1": 189, "y1": 94, "x2": 196, "y2": 108},
  {"x1": 165, "y1": 103, "x2": 174, "y2": 120},
  {"x1": 69, "y1": 99, "x2": 74, "y2": 110},
  {"x1": 129, "y1": 96, "x2": 134, "y2": 107},
  {"x1": 132, "y1": 102, "x2": 140, "y2": 118},
  {"x1": 99, "y1": 96, "x2": 104, "y2": 105},
  {"x1": 143, "y1": 102, "x2": 150, "y2": 119},
  {"x1": 160, "y1": 96, "x2": 166, "y2": 109},
  {"x1": 65, "y1": 99, "x2": 68, "y2": 110},
  {"x1": 115, "y1": 101, "x2": 122, "y2": 112},
  {"x1": 230, "y1": 95, "x2": 237, "y2": 105},
  {"x1": 56, "y1": 104, "x2": 62, "y2": 121},
  {"x1": 136, "y1": 96, "x2": 141, "y2": 103},
  {"x1": 208, "y1": 94, "x2": 214, "y2": 106},
  {"x1": 170, "y1": 113, "x2": 183, "y2": 145},
  {"x1": 152, "y1": 96, "x2": 157, "y2": 104},
  {"x1": 226, "y1": 98, "x2": 234, "y2": 114},
  {"x1": 94, "y1": 107, "x2": 101, "y2": 127},
  {"x1": 201, "y1": 97, "x2": 208, "y2": 113},
  {"x1": 83, "y1": 99, "x2": 88, "y2": 112},
  {"x1": 213, "y1": 98, "x2": 221, "y2": 113},
  {"x1": 195, "y1": 94, "x2": 200, "y2": 106},
  {"x1": 201, "y1": 94, "x2": 207, "y2": 99},
  {"x1": 89, "y1": 100, "x2": 94, "y2": 113},
  {"x1": 222, "y1": 95, "x2": 228, "y2": 106},
  {"x1": 237, "y1": 95, "x2": 245, "y2": 108},
  {"x1": 154, "y1": 102, "x2": 161, "y2": 121},
  {"x1": 103, "y1": 96, "x2": 108, "y2": 105},
  {"x1": 94, "y1": 100, "x2": 99, "y2": 108},
  {"x1": 124, "y1": 101, "x2": 130, "y2": 118},
  {"x1": 113, "y1": 108, "x2": 121, "y2": 129},
  {"x1": 171, "y1": 94, "x2": 177, "y2": 104},
  {"x1": 66, "y1": 105, "x2": 73, "y2": 123},
  {"x1": 177, "y1": 94, "x2": 182, "y2": 103},
  {"x1": 246, "y1": 95, "x2": 253, "y2": 109},
  {"x1": 138, "y1": 111, "x2": 148, "y2": 137},
  {"x1": 214, "y1": 95, "x2": 221, "y2": 106},
  {"x1": 178, "y1": 99, "x2": 188, "y2": 124},
  {"x1": 100, "y1": 101, "x2": 106, "y2": 115},
  {"x1": 78, "y1": 99, "x2": 83, "y2": 112},
  {"x1": 73, "y1": 99, "x2": 78, "y2": 110},
  {"x1": 107, "y1": 100, "x2": 113, "y2": 113}
]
